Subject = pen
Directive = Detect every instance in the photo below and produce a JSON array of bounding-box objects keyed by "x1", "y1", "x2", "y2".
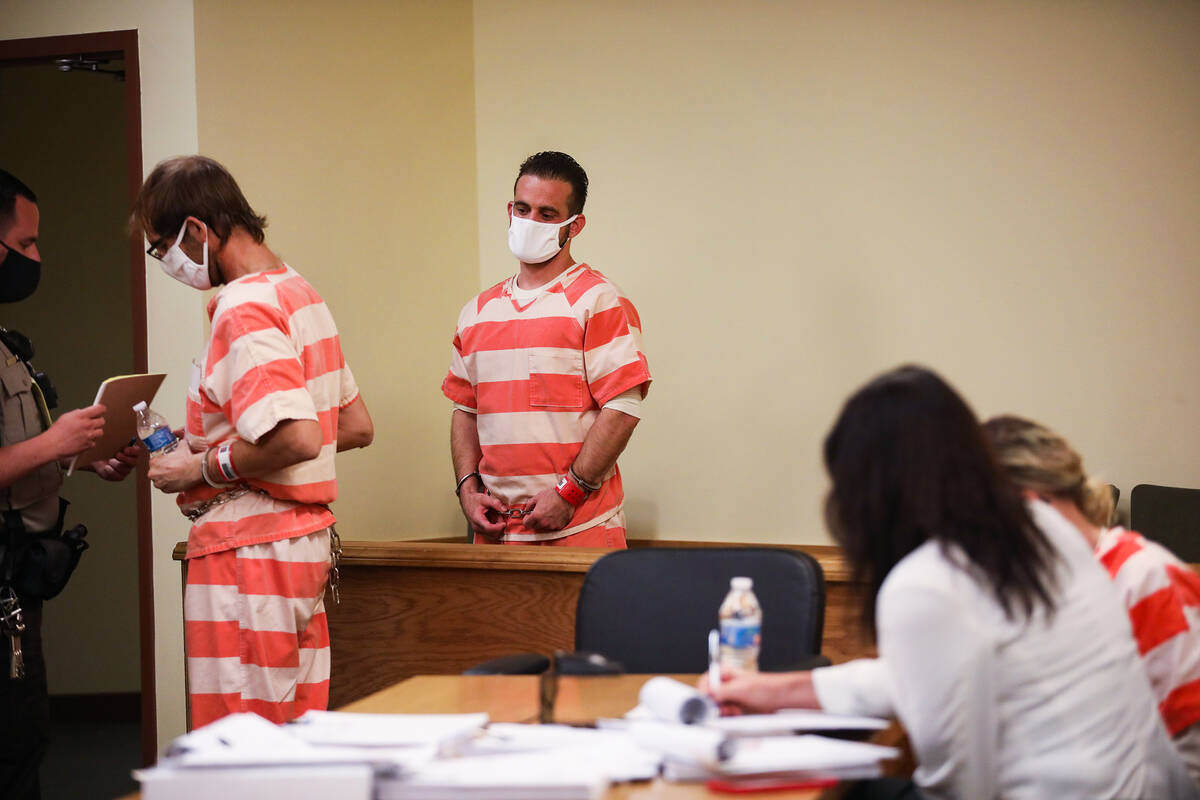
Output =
[{"x1": 708, "y1": 628, "x2": 721, "y2": 688}]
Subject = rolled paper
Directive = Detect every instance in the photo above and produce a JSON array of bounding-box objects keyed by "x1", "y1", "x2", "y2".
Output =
[{"x1": 638, "y1": 676, "x2": 718, "y2": 725}]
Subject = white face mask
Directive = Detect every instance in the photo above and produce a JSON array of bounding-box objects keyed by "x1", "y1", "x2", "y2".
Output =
[
  {"x1": 508, "y1": 213, "x2": 577, "y2": 264},
  {"x1": 159, "y1": 218, "x2": 212, "y2": 290}
]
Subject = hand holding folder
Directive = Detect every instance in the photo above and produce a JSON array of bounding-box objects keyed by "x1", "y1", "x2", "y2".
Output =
[{"x1": 66, "y1": 373, "x2": 166, "y2": 475}]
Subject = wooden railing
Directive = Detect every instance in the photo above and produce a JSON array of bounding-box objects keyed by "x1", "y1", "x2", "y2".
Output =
[{"x1": 174, "y1": 538, "x2": 873, "y2": 708}]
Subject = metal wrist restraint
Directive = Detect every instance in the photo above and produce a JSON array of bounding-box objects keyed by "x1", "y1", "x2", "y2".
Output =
[
  {"x1": 456, "y1": 472, "x2": 531, "y2": 518},
  {"x1": 454, "y1": 471, "x2": 481, "y2": 497},
  {"x1": 200, "y1": 446, "x2": 233, "y2": 489},
  {"x1": 568, "y1": 465, "x2": 601, "y2": 493}
]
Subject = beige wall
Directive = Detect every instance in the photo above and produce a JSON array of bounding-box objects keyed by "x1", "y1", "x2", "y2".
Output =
[
  {"x1": 2, "y1": 0, "x2": 201, "y2": 749},
  {"x1": 193, "y1": 0, "x2": 479, "y2": 539},
  {"x1": 0, "y1": 63, "x2": 139, "y2": 694},
  {"x1": 6, "y1": 0, "x2": 1200, "y2": 753},
  {"x1": 474, "y1": 1, "x2": 1200, "y2": 543}
]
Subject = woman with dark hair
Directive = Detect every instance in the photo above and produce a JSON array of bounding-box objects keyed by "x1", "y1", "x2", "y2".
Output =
[{"x1": 702, "y1": 366, "x2": 1195, "y2": 799}]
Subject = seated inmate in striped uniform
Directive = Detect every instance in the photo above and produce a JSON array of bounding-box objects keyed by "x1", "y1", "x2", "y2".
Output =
[
  {"x1": 985, "y1": 414, "x2": 1200, "y2": 783},
  {"x1": 134, "y1": 156, "x2": 373, "y2": 728},
  {"x1": 445, "y1": 152, "x2": 650, "y2": 546}
]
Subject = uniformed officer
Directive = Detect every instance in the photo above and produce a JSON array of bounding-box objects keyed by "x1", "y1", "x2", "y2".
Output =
[{"x1": 0, "y1": 169, "x2": 140, "y2": 800}]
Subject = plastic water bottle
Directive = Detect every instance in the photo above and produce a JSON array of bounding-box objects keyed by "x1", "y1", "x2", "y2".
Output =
[
  {"x1": 718, "y1": 576, "x2": 762, "y2": 672},
  {"x1": 133, "y1": 401, "x2": 177, "y2": 457}
]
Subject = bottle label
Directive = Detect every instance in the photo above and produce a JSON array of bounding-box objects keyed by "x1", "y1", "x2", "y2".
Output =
[
  {"x1": 720, "y1": 619, "x2": 761, "y2": 650},
  {"x1": 143, "y1": 426, "x2": 176, "y2": 453}
]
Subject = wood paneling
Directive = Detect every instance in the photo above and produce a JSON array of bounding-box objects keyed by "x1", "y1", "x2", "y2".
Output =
[
  {"x1": 328, "y1": 564, "x2": 586, "y2": 707},
  {"x1": 174, "y1": 539, "x2": 873, "y2": 710}
]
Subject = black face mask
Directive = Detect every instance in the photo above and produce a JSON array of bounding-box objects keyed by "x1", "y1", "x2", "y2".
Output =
[{"x1": 0, "y1": 242, "x2": 41, "y2": 303}]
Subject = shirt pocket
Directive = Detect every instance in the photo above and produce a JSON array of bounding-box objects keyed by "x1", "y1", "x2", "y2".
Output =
[
  {"x1": 528, "y1": 353, "x2": 585, "y2": 410},
  {"x1": 185, "y1": 356, "x2": 208, "y2": 450},
  {"x1": 0, "y1": 359, "x2": 60, "y2": 507},
  {"x1": 0, "y1": 360, "x2": 39, "y2": 447}
]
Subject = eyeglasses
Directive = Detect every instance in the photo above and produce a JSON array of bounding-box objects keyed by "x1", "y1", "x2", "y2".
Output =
[
  {"x1": 146, "y1": 238, "x2": 170, "y2": 262},
  {"x1": 147, "y1": 218, "x2": 200, "y2": 261}
]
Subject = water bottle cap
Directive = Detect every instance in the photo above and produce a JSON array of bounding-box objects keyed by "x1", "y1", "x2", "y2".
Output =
[
  {"x1": 132, "y1": 401, "x2": 147, "y2": 412},
  {"x1": 731, "y1": 576, "x2": 753, "y2": 590}
]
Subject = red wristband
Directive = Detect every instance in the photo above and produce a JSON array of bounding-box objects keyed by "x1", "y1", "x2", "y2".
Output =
[
  {"x1": 216, "y1": 442, "x2": 239, "y2": 481},
  {"x1": 555, "y1": 475, "x2": 588, "y2": 507}
]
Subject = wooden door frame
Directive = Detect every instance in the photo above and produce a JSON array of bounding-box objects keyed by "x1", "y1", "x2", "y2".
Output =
[{"x1": 0, "y1": 29, "x2": 155, "y2": 766}]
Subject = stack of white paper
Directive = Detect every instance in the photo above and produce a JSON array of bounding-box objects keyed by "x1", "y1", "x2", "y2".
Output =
[
  {"x1": 710, "y1": 708, "x2": 890, "y2": 736},
  {"x1": 135, "y1": 714, "x2": 380, "y2": 800},
  {"x1": 614, "y1": 677, "x2": 896, "y2": 784},
  {"x1": 470, "y1": 723, "x2": 660, "y2": 782},
  {"x1": 134, "y1": 711, "x2": 484, "y2": 799},
  {"x1": 290, "y1": 710, "x2": 489, "y2": 752},
  {"x1": 134, "y1": 682, "x2": 898, "y2": 797},
  {"x1": 661, "y1": 735, "x2": 899, "y2": 783},
  {"x1": 377, "y1": 750, "x2": 608, "y2": 800},
  {"x1": 138, "y1": 764, "x2": 374, "y2": 800}
]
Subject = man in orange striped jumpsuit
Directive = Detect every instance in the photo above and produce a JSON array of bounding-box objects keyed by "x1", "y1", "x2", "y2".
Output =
[
  {"x1": 443, "y1": 152, "x2": 650, "y2": 547},
  {"x1": 133, "y1": 156, "x2": 374, "y2": 728}
]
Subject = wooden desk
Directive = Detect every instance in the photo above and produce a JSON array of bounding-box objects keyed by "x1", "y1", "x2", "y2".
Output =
[
  {"x1": 125, "y1": 676, "x2": 904, "y2": 800},
  {"x1": 343, "y1": 673, "x2": 844, "y2": 800}
]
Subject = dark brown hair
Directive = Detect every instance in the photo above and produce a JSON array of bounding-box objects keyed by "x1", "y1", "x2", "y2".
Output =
[
  {"x1": 515, "y1": 151, "x2": 589, "y2": 216},
  {"x1": 131, "y1": 155, "x2": 266, "y2": 244},
  {"x1": 824, "y1": 365, "x2": 1058, "y2": 635}
]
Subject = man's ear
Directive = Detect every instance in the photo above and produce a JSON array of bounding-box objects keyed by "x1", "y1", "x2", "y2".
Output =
[
  {"x1": 568, "y1": 213, "x2": 585, "y2": 238},
  {"x1": 506, "y1": 200, "x2": 514, "y2": 221}
]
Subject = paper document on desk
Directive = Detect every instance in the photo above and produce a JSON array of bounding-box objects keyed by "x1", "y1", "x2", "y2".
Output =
[
  {"x1": 471, "y1": 723, "x2": 660, "y2": 781},
  {"x1": 290, "y1": 710, "x2": 488, "y2": 749},
  {"x1": 138, "y1": 714, "x2": 376, "y2": 799},
  {"x1": 661, "y1": 734, "x2": 899, "y2": 782},
  {"x1": 625, "y1": 677, "x2": 887, "y2": 734},
  {"x1": 710, "y1": 708, "x2": 890, "y2": 735},
  {"x1": 150, "y1": 712, "x2": 433, "y2": 770},
  {"x1": 377, "y1": 749, "x2": 608, "y2": 800},
  {"x1": 137, "y1": 764, "x2": 373, "y2": 800}
]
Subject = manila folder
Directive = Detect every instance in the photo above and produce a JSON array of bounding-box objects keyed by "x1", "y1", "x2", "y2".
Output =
[{"x1": 67, "y1": 373, "x2": 167, "y2": 475}]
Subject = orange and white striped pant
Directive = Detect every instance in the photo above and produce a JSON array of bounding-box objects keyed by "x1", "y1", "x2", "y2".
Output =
[{"x1": 183, "y1": 528, "x2": 332, "y2": 729}]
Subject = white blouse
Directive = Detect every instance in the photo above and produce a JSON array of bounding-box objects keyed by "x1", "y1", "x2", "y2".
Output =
[{"x1": 813, "y1": 501, "x2": 1197, "y2": 800}]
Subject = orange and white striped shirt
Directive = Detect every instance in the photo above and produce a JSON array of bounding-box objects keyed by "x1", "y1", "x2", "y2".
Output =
[
  {"x1": 442, "y1": 264, "x2": 650, "y2": 542},
  {"x1": 1097, "y1": 527, "x2": 1200, "y2": 736},
  {"x1": 180, "y1": 265, "x2": 359, "y2": 558}
]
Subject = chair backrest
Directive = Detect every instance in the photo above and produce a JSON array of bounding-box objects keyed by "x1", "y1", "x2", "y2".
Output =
[
  {"x1": 574, "y1": 548, "x2": 825, "y2": 673},
  {"x1": 1130, "y1": 484, "x2": 1200, "y2": 563}
]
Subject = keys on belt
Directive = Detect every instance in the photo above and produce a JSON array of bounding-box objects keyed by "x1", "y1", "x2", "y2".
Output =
[{"x1": 1, "y1": 586, "x2": 26, "y2": 679}]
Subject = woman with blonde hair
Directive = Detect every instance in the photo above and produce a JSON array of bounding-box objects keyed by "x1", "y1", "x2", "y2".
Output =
[{"x1": 983, "y1": 414, "x2": 1200, "y2": 782}]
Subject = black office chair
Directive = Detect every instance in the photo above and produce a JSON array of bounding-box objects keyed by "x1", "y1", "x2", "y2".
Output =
[
  {"x1": 1130, "y1": 484, "x2": 1200, "y2": 562},
  {"x1": 466, "y1": 547, "x2": 829, "y2": 675}
]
